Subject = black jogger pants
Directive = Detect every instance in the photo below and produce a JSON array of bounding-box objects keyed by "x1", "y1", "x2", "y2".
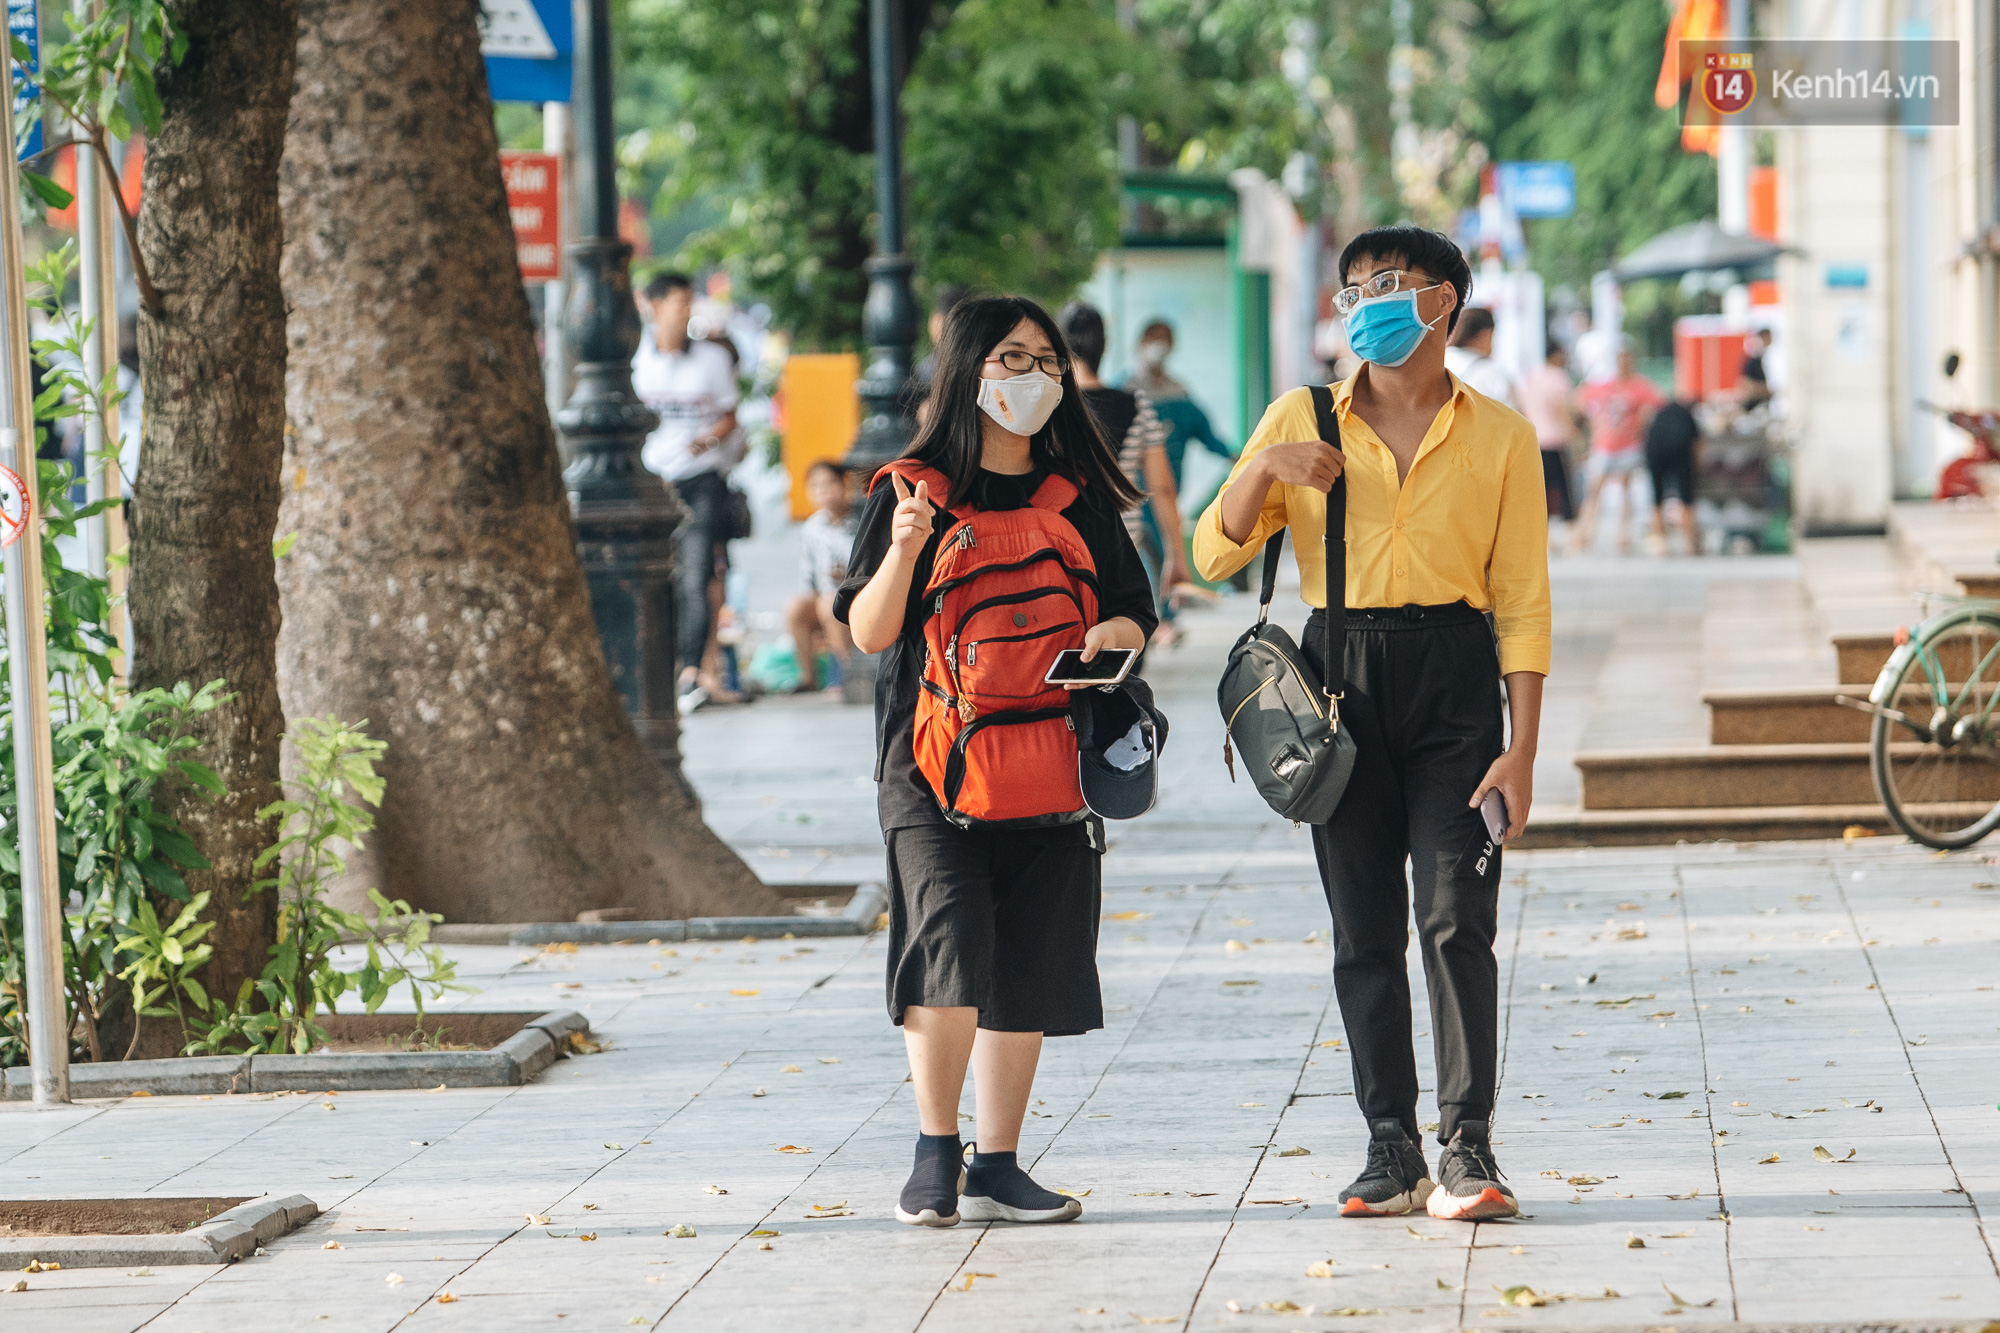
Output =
[{"x1": 1302, "y1": 602, "x2": 1505, "y2": 1148}]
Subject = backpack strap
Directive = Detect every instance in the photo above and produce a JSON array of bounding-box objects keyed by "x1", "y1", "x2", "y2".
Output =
[
  {"x1": 1307, "y1": 385, "x2": 1346, "y2": 702},
  {"x1": 871, "y1": 460, "x2": 969, "y2": 518},
  {"x1": 1028, "y1": 473, "x2": 1079, "y2": 512}
]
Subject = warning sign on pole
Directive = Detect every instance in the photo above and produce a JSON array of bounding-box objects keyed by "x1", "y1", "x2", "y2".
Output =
[
  {"x1": 501, "y1": 151, "x2": 562, "y2": 285},
  {"x1": 0, "y1": 460, "x2": 27, "y2": 547}
]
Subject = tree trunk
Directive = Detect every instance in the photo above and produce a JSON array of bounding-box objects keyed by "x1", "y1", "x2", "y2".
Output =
[
  {"x1": 278, "y1": 0, "x2": 782, "y2": 923},
  {"x1": 124, "y1": 0, "x2": 299, "y2": 1054}
]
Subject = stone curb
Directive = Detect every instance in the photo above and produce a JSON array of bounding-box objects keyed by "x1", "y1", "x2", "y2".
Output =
[
  {"x1": 0, "y1": 1010, "x2": 588, "y2": 1101},
  {"x1": 0, "y1": 1193, "x2": 319, "y2": 1268},
  {"x1": 494, "y1": 880, "x2": 888, "y2": 946}
]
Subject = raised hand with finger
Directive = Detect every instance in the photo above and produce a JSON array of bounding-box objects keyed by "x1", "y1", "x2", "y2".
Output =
[{"x1": 889, "y1": 472, "x2": 937, "y2": 560}]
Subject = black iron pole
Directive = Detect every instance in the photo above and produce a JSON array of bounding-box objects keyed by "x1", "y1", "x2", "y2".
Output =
[
  {"x1": 558, "y1": 0, "x2": 686, "y2": 768},
  {"x1": 843, "y1": 0, "x2": 919, "y2": 474}
]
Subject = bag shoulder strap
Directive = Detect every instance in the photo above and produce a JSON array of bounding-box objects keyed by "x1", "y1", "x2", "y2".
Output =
[
  {"x1": 1029, "y1": 472, "x2": 1080, "y2": 513},
  {"x1": 1308, "y1": 385, "x2": 1346, "y2": 699}
]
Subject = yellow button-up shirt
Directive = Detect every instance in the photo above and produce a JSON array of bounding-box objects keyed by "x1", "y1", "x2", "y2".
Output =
[{"x1": 1193, "y1": 373, "x2": 1552, "y2": 677}]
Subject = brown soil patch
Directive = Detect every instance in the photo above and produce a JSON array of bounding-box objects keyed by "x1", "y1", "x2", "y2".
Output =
[
  {"x1": 0, "y1": 1197, "x2": 252, "y2": 1236},
  {"x1": 315, "y1": 1011, "x2": 538, "y2": 1053}
]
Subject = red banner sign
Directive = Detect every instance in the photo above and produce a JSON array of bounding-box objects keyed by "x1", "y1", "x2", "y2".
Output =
[{"x1": 500, "y1": 151, "x2": 562, "y2": 284}]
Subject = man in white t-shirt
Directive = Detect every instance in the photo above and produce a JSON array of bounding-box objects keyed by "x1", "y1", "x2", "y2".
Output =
[
  {"x1": 1442, "y1": 307, "x2": 1517, "y2": 409},
  {"x1": 633, "y1": 271, "x2": 744, "y2": 704}
]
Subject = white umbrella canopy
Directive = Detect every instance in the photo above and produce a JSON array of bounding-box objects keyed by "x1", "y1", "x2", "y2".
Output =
[{"x1": 1610, "y1": 219, "x2": 1793, "y2": 281}]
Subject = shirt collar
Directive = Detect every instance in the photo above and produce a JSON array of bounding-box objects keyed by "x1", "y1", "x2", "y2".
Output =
[{"x1": 1330, "y1": 367, "x2": 1471, "y2": 419}]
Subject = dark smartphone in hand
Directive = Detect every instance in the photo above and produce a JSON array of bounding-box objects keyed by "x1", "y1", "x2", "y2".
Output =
[{"x1": 1480, "y1": 788, "x2": 1509, "y2": 843}]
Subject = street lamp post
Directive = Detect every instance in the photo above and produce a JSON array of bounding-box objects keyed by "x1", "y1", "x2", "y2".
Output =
[
  {"x1": 843, "y1": 0, "x2": 919, "y2": 474},
  {"x1": 557, "y1": 0, "x2": 685, "y2": 766}
]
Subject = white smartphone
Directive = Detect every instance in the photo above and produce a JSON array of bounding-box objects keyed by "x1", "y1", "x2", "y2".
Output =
[
  {"x1": 1480, "y1": 788, "x2": 1509, "y2": 843},
  {"x1": 1044, "y1": 648, "x2": 1138, "y2": 687}
]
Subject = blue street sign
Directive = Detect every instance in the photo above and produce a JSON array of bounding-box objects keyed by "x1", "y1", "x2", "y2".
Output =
[
  {"x1": 1495, "y1": 161, "x2": 1575, "y2": 219},
  {"x1": 481, "y1": 0, "x2": 572, "y2": 105},
  {"x1": 10, "y1": 0, "x2": 39, "y2": 163}
]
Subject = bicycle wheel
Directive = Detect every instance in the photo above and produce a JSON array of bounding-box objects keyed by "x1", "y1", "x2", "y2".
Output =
[{"x1": 1871, "y1": 608, "x2": 2000, "y2": 848}]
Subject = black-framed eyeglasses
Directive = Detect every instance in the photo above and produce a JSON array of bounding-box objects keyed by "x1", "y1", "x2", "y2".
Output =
[
  {"x1": 1333, "y1": 268, "x2": 1435, "y2": 316},
  {"x1": 985, "y1": 350, "x2": 1069, "y2": 377}
]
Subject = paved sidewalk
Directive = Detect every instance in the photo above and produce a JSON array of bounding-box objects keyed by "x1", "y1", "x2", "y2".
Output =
[{"x1": 5, "y1": 580, "x2": 2000, "y2": 1331}]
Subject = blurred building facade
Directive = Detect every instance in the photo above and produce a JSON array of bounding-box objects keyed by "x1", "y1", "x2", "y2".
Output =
[{"x1": 1775, "y1": 0, "x2": 1997, "y2": 530}]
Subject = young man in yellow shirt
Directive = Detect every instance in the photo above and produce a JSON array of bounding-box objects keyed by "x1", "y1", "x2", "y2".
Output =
[{"x1": 1195, "y1": 225, "x2": 1551, "y2": 1222}]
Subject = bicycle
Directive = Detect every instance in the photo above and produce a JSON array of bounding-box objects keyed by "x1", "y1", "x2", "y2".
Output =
[{"x1": 1840, "y1": 597, "x2": 2000, "y2": 848}]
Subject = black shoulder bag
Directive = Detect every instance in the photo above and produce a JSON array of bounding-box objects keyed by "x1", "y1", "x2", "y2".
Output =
[{"x1": 1215, "y1": 384, "x2": 1357, "y2": 824}]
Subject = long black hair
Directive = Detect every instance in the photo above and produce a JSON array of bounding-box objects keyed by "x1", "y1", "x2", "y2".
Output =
[{"x1": 904, "y1": 294, "x2": 1144, "y2": 512}]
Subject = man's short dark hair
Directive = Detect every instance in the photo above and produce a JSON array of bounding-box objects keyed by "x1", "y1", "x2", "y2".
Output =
[
  {"x1": 934, "y1": 282, "x2": 970, "y2": 319},
  {"x1": 643, "y1": 271, "x2": 695, "y2": 302},
  {"x1": 1057, "y1": 301, "x2": 1107, "y2": 374},
  {"x1": 1337, "y1": 225, "x2": 1473, "y2": 335},
  {"x1": 1449, "y1": 305, "x2": 1495, "y2": 347}
]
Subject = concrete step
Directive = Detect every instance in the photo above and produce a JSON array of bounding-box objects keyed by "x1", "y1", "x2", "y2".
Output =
[
  {"x1": 1834, "y1": 631, "x2": 1896, "y2": 685},
  {"x1": 1517, "y1": 802, "x2": 1898, "y2": 849},
  {"x1": 1705, "y1": 687, "x2": 1871, "y2": 745},
  {"x1": 1703, "y1": 683, "x2": 1959, "y2": 745},
  {"x1": 1575, "y1": 741, "x2": 2000, "y2": 810}
]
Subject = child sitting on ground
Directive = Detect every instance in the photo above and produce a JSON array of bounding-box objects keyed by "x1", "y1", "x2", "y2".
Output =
[{"x1": 789, "y1": 459, "x2": 859, "y2": 691}]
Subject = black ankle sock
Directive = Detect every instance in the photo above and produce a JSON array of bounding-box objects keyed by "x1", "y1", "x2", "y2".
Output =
[
  {"x1": 964, "y1": 1151, "x2": 1064, "y2": 1209},
  {"x1": 899, "y1": 1134, "x2": 963, "y2": 1218}
]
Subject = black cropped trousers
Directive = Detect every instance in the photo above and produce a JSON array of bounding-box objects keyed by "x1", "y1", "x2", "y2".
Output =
[{"x1": 1302, "y1": 603, "x2": 1506, "y2": 1149}]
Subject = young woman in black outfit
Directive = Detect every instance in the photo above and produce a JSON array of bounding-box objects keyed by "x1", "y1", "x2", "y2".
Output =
[{"x1": 834, "y1": 295, "x2": 1156, "y2": 1227}]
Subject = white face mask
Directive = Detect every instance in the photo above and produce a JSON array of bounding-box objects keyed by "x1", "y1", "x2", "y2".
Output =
[
  {"x1": 977, "y1": 370, "x2": 1063, "y2": 437},
  {"x1": 1137, "y1": 341, "x2": 1170, "y2": 370}
]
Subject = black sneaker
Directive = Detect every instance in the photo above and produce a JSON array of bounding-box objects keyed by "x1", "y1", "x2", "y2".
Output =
[
  {"x1": 959, "y1": 1151, "x2": 1082, "y2": 1224},
  {"x1": 1338, "y1": 1117, "x2": 1434, "y2": 1217},
  {"x1": 1426, "y1": 1120, "x2": 1518, "y2": 1221},
  {"x1": 895, "y1": 1136, "x2": 965, "y2": 1227}
]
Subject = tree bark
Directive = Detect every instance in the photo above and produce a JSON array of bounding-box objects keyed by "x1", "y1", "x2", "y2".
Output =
[
  {"x1": 124, "y1": 0, "x2": 299, "y2": 1053},
  {"x1": 278, "y1": 0, "x2": 782, "y2": 923}
]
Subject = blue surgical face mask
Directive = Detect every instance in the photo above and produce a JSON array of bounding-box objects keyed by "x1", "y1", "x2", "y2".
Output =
[{"x1": 1343, "y1": 284, "x2": 1443, "y2": 368}]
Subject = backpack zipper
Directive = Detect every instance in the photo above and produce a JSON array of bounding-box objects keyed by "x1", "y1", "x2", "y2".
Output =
[{"x1": 963, "y1": 619, "x2": 1081, "y2": 666}]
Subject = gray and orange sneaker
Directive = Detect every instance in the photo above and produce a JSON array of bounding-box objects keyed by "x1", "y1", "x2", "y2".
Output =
[
  {"x1": 1338, "y1": 1117, "x2": 1435, "y2": 1217},
  {"x1": 1425, "y1": 1120, "x2": 1518, "y2": 1221}
]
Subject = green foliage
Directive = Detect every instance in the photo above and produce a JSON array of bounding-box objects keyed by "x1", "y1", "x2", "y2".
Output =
[
  {"x1": 621, "y1": 0, "x2": 1143, "y2": 347},
  {"x1": 28, "y1": 0, "x2": 184, "y2": 146},
  {"x1": 188, "y1": 717, "x2": 466, "y2": 1057},
  {"x1": 1465, "y1": 0, "x2": 1717, "y2": 288},
  {"x1": 902, "y1": 0, "x2": 1136, "y2": 300}
]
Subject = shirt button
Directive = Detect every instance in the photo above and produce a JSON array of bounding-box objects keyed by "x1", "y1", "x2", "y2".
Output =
[
  {"x1": 1395, "y1": 568, "x2": 1406, "y2": 576},
  {"x1": 1395, "y1": 520, "x2": 1405, "y2": 530}
]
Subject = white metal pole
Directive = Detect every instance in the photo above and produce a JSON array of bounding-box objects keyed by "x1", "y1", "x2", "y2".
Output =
[
  {"x1": 542, "y1": 100, "x2": 572, "y2": 452},
  {"x1": 0, "y1": 80, "x2": 69, "y2": 1105}
]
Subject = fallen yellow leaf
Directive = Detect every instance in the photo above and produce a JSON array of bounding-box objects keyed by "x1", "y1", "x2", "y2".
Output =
[
  {"x1": 667, "y1": 1224, "x2": 696, "y2": 1238},
  {"x1": 731, "y1": 988, "x2": 760, "y2": 996},
  {"x1": 1759, "y1": 1153, "x2": 1780, "y2": 1164},
  {"x1": 817, "y1": 1057, "x2": 840, "y2": 1064},
  {"x1": 777, "y1": 1145, "x2": 812, "y2": 1154},
  {"x1": 1104, "y1": 911, "x2": 1152, "y2": 921},
  {"x1": 322, "y1": 1241, "x2": 343, "y2": 1250},
  {"x1": 385, "y1": 1273, "x2": 405, "y2": 1287},
  {"x1": 1258, "y1": 1301, "x2": 1306, "y2": 1314},
  {"x1": 578, "y1": 1232, "x2": 598, "y2": 1242},
  {"x1": 437, "y1": 1292, "x2": 458, "y2": 1304},
  {"x1": 1626, "y1": 1233, "x2": 1645, "y2": 1248},
  {"x1": 780, "y1": 1065, "x2": 802, "y2": 1074},
  {"x1": 1276, "y1": 1146, "x2": 1310, "y2": 1157},
  {"x1": 1224, "y1": 939, "x2": 1248, "y2": 952},
  {"x1": 1324, "y1": 1308, "x2": 1384, "y2": 1317},
  {"x1": 525, "y1": 1213, "x2": 551, "y2": 1225},
  {"x1": 129, "y1": 1090, "x2": 153, "y2": 1098},
  {"x1": 1406, "y1": 1225, "x2": 1447, "y2": 1241},
  {"x1": 1568, "y1": 1174, "x2": 1604, "y2": 1185},
  {"x1": 1306, "y1": 1260, "x2": 1338, "y2": 1278}
]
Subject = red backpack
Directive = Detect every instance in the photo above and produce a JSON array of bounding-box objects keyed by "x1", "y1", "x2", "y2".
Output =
[{"x1": 874, "y1": 459, "x2": 1099, "y2": 828}]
